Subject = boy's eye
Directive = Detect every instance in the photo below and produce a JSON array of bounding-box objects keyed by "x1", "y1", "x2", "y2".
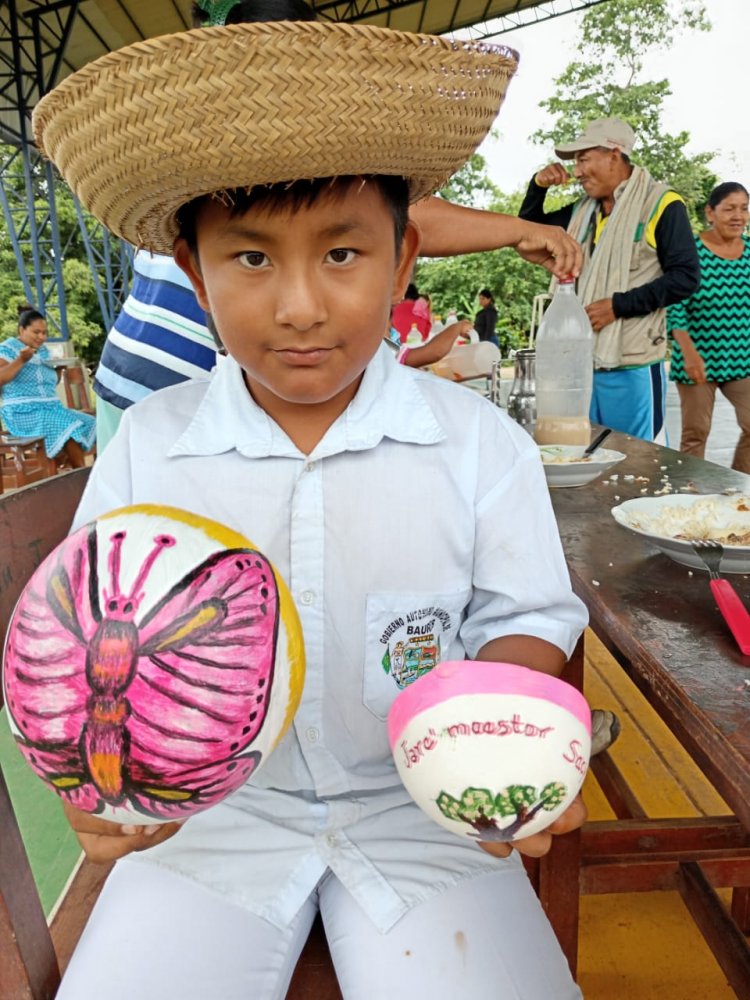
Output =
[
  {"x1": 238, "y1": 251, "x2": 269, "y2": 269},
  {"x1": 326, "y1": 248, "x2": 356, "y2": 265}
]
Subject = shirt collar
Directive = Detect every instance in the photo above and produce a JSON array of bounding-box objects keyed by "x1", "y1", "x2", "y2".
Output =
[{"x1": 169, "y1": 343, "x2": 445, "y2": 461}]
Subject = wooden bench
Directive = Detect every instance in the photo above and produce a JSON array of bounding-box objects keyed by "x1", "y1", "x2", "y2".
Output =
[
  {"x1": 0, "y1": 435, "x2": 56, "y2": 492},
  {"x1": 0, "y1": 470, "x2": 344, "y2": 999}
]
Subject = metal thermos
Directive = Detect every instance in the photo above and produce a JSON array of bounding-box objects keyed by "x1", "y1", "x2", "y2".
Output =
[
  {"x1": 487, "y1": 360, "x2": 502, "y2": 406},
  {"x1": 506, "y1": 349, "x2": 536, "y2": 435}
]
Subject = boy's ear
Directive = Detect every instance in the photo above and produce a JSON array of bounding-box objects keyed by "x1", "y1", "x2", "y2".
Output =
[
  {"x1": 173, "y1": 238, "x2": 211, "y2": 312},
  {"x1": 392, "y1": 220, "x2": 422, "y2": 304}
]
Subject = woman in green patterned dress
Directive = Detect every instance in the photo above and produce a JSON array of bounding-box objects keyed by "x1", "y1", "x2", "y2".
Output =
[{"x1": 668, "y1": 182, "x2": 750, "y2": 471}]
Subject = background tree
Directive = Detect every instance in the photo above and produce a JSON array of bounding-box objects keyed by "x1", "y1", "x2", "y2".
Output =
[
  {"x1": 416, "y1": 188, "x2": 550, "y2": 354},
  {"x1": 438, "y1": 151, "x2": 500, "y2": 208},
  {"x1": 0, "y1": 145, "x2": 111, "y2": 365},
  {"x1": 533, "y1": 0, "x2": 717, "y2": 223},
  {"x1": 417, "y1": 0, "x2": 719, "y2": 350}
]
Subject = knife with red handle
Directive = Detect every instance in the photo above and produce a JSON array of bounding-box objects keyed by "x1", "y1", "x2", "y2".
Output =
[{"x1": 710, "y1": 579, "x2": 750, "y2": 655}]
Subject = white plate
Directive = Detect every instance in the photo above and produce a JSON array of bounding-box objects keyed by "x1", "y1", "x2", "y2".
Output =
[
  {"x1": 611, "y1": 493, "x2": 750, "y2": 573},
  {"x1": 539, "y1": 445, "x2": 626, "y2": 489}
]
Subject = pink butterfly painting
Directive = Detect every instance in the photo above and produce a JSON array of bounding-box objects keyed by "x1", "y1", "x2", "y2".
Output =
[{"x1": 3, "y1": 518, "x2": 280, "y2": 822}]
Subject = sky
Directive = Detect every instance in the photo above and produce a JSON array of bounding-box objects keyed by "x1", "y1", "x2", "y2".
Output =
[{"x1": 455, "y1": 0, "x2": 748, "y2": 195}]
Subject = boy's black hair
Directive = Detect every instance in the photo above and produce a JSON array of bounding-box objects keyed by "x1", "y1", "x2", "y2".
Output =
[
  {"x1": 707, "y1": 182, "x2": 749, "y2": 209},
  {"x1": 177, "y1": 175, "x2": 410, "y2": 258},
  {"x1": 478, "y1": 288, "x2": 493, "y2": 301},
  {"x1": 191, "y1": 0, "x2": 317, "y2": 27},
  {"x1": 403, "y1": 283, "x2": 419, "y2": 301}
]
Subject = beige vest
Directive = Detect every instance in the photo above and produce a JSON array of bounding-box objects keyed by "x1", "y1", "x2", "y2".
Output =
[{"x1": 570, "y1": 172, "x2": 672, "y2": 368}]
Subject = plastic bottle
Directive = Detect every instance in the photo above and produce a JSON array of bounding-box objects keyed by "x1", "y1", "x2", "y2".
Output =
[
  {"x1": 405, "y1": 322, "x2": 422, "y2": 346},
  {"x1": 534, "y1": 277, "x2": 593, "y2": 446},
  {"x1": 428, "y1": 316, "x2": 445, "y2": 339}
]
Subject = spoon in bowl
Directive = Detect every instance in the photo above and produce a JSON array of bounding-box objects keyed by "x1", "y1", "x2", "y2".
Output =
[{"x1": 584, "y1": 428, "x2": 612, "y2": 457}]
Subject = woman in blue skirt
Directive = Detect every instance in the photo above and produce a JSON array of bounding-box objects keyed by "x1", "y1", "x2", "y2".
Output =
[{"x1": 0, "y1": 305, "x2": 96, "y2": 468}]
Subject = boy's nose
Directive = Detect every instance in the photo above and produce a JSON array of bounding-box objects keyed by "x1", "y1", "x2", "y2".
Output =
[{"x1": 274, "y1": 276, "x2": 327, "y2": 330}]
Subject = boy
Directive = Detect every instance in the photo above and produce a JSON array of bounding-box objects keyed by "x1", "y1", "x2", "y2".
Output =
[
  {"x1": 92, "y1": 0, "x2": 583, "y2": 454},
  {"x1": 34, "y1": 19, "x2": 588, "y2": 999}
]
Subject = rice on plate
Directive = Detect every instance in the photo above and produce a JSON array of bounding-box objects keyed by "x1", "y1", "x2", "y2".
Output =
[
  {"x1": 611, "y1": 494, "x2": 750, "y2": 572},
  {"x1": 538, "y1": 445, "x2": 625, "y2": 489},
  {"x1": 618, "y1": 495, "x2": 750, "y2": 545}
]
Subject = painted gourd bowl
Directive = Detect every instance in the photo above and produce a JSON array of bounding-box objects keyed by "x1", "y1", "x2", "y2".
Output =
[
  {"x1": 2, "y1": 505, "x2": 305, "y2": 824},
  {"x1": 387, "y1": 661, "x2": 591, "y2": 842}
]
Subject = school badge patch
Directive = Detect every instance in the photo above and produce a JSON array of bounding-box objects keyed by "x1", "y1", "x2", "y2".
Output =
[{"x1": 379, "y1": 605, "x2": 454, "y2": 689}]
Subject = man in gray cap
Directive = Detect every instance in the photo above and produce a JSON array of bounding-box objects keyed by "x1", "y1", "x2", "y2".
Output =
[{"x1": 519, "y1": 117, "x2": 700, "y2": 442}]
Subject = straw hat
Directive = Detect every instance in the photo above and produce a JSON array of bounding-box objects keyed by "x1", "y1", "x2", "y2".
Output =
[{"x1": 32, "y1": 21, "x2": 518, "y2": 254}]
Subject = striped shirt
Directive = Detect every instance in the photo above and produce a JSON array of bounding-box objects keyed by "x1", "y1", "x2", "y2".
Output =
[
  {"x1": 93, "y1": 252, "x2": 218, "y2": 411},
  {"x1": 667, "y1": 236, "x2": 750, "y2": 384}
]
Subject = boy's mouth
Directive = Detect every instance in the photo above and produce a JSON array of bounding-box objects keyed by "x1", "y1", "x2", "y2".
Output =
[{"x1": 275, "y1": 347, "x2": 333, "y2": 366}]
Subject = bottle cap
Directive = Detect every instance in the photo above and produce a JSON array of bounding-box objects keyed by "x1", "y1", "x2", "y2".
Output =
[{"x1": 559, "y1": 275, "x2": 576, "y2": 285}]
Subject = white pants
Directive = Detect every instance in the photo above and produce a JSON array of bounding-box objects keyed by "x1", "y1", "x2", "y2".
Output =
[{"x1": 58, "y1": 860, "x2": 582, "y2": 1000}]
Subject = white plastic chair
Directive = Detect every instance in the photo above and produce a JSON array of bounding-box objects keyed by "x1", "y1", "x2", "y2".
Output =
[{"x1": 529, "y1": 293, "x2": 552, "y2": 348}]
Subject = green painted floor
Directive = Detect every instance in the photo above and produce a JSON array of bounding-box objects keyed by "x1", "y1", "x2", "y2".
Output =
[{"x1": 0, "y1": 707, "x2": 82, "y2": 916}]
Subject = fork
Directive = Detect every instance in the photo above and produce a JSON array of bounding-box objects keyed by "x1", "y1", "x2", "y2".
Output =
[{"x1": 691, "y1": 540, "x2": 750, "y2": 655}]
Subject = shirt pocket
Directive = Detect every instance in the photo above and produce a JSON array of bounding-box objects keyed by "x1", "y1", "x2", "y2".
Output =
[{"x1": 363, "y1": 589, "x2": 472, "y2": 721}]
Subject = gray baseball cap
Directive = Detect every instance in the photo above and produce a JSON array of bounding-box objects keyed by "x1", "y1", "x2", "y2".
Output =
[{"x1": 554, "y1": 118, "x2": 635, "y2": 159}]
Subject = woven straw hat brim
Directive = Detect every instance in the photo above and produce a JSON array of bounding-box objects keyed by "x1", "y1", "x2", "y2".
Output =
[{"x1": 33, "y1": 21, "x2": 518, "y2": 254}]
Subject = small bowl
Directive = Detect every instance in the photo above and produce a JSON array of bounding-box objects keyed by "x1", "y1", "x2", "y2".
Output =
[
  {"x1": 388, "y1": 661, "x2": 591, "y2": 843},
  {"x1": 538, "y1": 444, "x2": 626, "y2": 489}
]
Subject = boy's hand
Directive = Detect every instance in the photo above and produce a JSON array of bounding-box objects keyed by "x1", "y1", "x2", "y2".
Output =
[
  {"x1": 477, "y1": 793, "x2": 587, "y2": 860},
  {"x1": 62, "y1": 799, "x2": 184, "y2": 864},
  {"x1": 512, "y1": 221, "x2": 582, "y2": 280}
]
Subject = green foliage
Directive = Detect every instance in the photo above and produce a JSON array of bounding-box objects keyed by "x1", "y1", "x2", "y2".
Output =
[
  {"x1": 532, "y1": 0, "x2": 717, "y2": 227},
  {"x1": 438, "y1": 152, "x2": 500, "y2": 208},
  {"x1": 417, "y1": 190, "x2": 550, "y2": 352},
  {"x1": 417, "y1": 0, "x2": 720, "y2": 338},
  {"x1": 61, "y1": 259, "x2": 108, "y2": 366},
  {"x1": 0, "y1": 144, "x2": 109, "y2": 361}
]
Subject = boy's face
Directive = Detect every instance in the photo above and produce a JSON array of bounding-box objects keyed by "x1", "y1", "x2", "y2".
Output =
[{"x1": 175, "y1": 182, "x2": 420, "y2": 431}]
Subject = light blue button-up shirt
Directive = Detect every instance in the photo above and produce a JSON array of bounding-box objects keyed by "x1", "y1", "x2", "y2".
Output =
[{"x1": 74, "y1": 344, "x2": 588, "y2": 931}]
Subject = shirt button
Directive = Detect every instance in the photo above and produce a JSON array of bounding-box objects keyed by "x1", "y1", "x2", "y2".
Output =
[
  {"x1": 300, "y1": 590, "x2": 315, "y2": 605},
  {"x1": 326, "y1": 834, "x2": 337, "y2": 848},
  {"x1": 305, "y1": 462, "x2": 315, "y2": 472},
  {"x1": 306, "y1": 727, "x2": 319, "y2": 743}
]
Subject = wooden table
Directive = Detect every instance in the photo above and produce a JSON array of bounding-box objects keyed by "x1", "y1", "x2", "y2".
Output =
[{"x1": 547, "y1": 428, "x2": 750, "y2": 996}]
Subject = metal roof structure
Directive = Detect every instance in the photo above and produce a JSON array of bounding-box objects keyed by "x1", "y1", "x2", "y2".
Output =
[
  {"x1": 1, "y1": 0, "x2": 608, "y2": 338},
  {"x1": 2, "y1": 0, "x2": 611, "y2": 146}
]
